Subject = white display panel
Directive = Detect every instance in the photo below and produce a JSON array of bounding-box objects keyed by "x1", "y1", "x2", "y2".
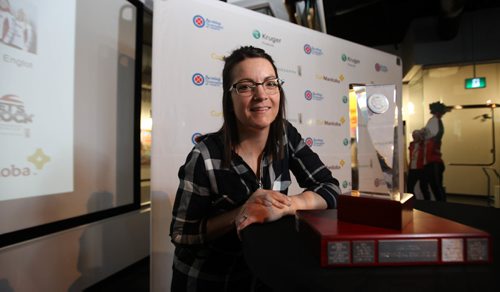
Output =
[
  {"x1": 0, "y1": 0, "x2": 138, "y2": 239},
  {"x1": 0, "y1": 0, "x2": 75, "y2": 201}
]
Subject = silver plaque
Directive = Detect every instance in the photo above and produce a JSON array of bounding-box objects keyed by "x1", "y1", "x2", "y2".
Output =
[
  {"x1": 379, "y1": 239, "x2": 438, "y2": 263},
  {"x1": 352, "y1": 240, "x2": 375, "y2": 263},
  {"x1": 328, "y1": 241, "x2": 350, "y2": 264},
  {"x1": 442, "y1": 238, "x2": 464, "y2": 262},
  {"x1": 466, "y1": 238, "x2": 489, "y2": 261}
]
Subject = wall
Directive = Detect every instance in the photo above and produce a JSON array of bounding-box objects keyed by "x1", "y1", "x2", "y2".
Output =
[{"x1": 0, "y1": 210, "x2": 149, "y2": 291}]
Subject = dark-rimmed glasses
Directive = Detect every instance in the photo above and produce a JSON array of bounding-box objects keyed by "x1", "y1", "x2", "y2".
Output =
[{"x1": 229, "y1": 78, "x2": 284, "y2": 97}]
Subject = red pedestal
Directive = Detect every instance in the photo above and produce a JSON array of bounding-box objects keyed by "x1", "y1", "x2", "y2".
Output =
[
  {"x1": 296, "y1": 209, "x2": 492, "y2": 267},
  {"x1": 338, "y1": 192, "x2": 414, "y2": 230}
]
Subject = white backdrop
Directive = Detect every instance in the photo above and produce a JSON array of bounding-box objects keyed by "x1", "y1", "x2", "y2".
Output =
[{"x1": 151, "y1": 0, "x2": 402, "y2": 290}]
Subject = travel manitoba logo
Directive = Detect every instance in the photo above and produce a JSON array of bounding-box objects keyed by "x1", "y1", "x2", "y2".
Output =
[
  {"x1": 252, "y1": 29, "x2": 281, "y2": 47},
  {"x1": 304, "y1": 137, "x2": 325, "y2": 148},
  {"x1": 341, "y1": 53, "x2": 360, "y2": 67},
  {"x1": 192, "y1": 73, "x2": 222, "y2": 87},
  {"x1": 303, "y1": 44, "x2": 323, "y2": 56},
  {"x1": 304, "y1": 90, "x2": 324, "y2": 101},
  {"x1": 192, "y1": 15, "x2": 223, "y2": 31},
  {"x1": 0, "y1": 94, "x2": 34, "y2": 137},
  {"x1": 1, "y1": 148, "x2": 51, "y2": 179}
]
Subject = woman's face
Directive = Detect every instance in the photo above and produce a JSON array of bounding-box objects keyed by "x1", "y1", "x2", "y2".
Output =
[{"x1": 230, "y1": 57, "x2": 280, "y2": 134}]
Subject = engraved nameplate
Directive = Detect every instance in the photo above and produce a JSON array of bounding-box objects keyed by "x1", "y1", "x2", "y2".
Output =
[
  {"x1": 352, "y1": 240, "x2": 375, "y2": 264},
  {"x1": 328, "y1": 241, "x2": 350, "y2": 264},
  {"x1": 379, "y1": 239, "x2": 438, "y2": 263},
  {"x1": 466, "y1": 238, "x2": 489, "y2": 261},
  {"x1": 442, "y1": 238, "x2": 464, "y2": 262}
]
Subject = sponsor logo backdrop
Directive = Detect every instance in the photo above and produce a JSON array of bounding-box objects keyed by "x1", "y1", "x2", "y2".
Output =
[{"x1": 151, "y1": 0, "x2": 402, "y2": 288}]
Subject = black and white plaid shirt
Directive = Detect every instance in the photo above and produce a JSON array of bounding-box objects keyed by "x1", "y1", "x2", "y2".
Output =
[{"x1": 170, "y1": 121, "x2": 340, "y2": 290}]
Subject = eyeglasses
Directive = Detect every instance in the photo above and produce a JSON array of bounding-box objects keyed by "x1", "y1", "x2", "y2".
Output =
[{"x1": 229, "y1": 78, "x2": 284, "y2": 97}]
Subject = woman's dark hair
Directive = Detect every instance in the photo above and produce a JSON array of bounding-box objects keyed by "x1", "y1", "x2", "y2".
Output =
[{"x1": 219, "y1": 46, "x2": 286, "y2": 167}]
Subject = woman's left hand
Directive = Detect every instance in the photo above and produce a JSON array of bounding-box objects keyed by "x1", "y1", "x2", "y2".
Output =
[{"x1": 235, "y1": 198, "x2": 293, "y2": 238}]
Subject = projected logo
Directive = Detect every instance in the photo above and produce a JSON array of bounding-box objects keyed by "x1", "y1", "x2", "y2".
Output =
[
  {"x1": 303, "y1": 44, "x2": 323, "y2": 56},
  {"x1": 0, "y1": 94, "x2": 34, "y2": 138},
  {"x1": 191, "y1": 132, "x2": 202, "y2": 144},
  {"x1": 28, "y1": 148, "x2": 51, "y2": 170},
  {"x1": 252, "y1": 29, "x2": 281, "y2": 47},
  {"x1": 341, "y1": 53, "x2": 360, "y2": 67},
  {"x1": 192, "y1": 73, "x2": 222, "y2": 87},
  {"x1": 304, "y1": 90, "x2": 324, "y2": 101},
  {"x1": 193, "y1": 15, "x2": 224, "y2": 31},
  {"x1": 304, "y1": 137, "x2": 325, "y2": 147},
  {"x1": 0, "y1": 148, "x2": 50, "y2": 178},
  {"x1": 192, "y1": 73, "x2": 205, "y2": 86},
  {"x1": 375, "y1": 63, "x2": 388, "y2": 72}
]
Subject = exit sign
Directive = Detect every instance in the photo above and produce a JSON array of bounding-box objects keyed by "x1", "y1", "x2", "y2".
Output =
[{"x1": 465, "y1": 77, "x2": 486, "y2": 89}]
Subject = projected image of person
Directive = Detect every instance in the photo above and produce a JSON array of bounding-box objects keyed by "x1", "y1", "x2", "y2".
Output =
[
  {"x1": 170, "y1": 46, "x2": 340, "y2": 291},
  {"x1": 0, "y1": 1, "x2": 37, "y2": 54},
  {"x1": 0, "y1": 0, "x2": 14, "y2": 44}
]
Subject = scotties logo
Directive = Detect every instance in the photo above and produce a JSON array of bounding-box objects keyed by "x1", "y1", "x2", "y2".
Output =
[
  {"x1": 375, "y1": 63, "x2": 388, "y2": 72},
  {"x1": 304, "y1": 44, "x2": 312, "y2": 54},
  {"x1": 192, "y1": 73, "x2": 222, "y2": 87},
  {"x1": 304, "y1": 44, "x2": 323, "y2": 56},
  {"x1": 304, "y1": 90, "x2": 324, "y2": 101},
  {"x1": 304, "y1": 137, "x2": 325, "y2": 147},
  {"x1": 343, "y1": 138, "x2": 349, "y2": 146},
  {"x1": 341, "y1": 54, "x2": 360, "y2": 67},
  {"x1": 191, "y1": 132, "x2": 202, "y2": 144},
  {"x1": 193, "y1": 15, "x2": 223, "y2": 31},
  {"x1": 193, "y1": 15, "x2": 205, "y2": 28},
  {"x1": 192, "y1": 73, "x2": 205, "y2": 86}
]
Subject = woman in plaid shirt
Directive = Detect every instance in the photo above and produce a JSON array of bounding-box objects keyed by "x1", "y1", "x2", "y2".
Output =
[{"x1": 170, "y1": 46, "x2": 340, "y2": 291}]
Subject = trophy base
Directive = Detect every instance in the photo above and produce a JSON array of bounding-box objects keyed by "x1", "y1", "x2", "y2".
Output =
[
  {"x1": 338, "y1": 192, "x2": 414, "y2": 230},
  {"x1": 296, "y1": 209, "x2": 492, "y2": 267}
]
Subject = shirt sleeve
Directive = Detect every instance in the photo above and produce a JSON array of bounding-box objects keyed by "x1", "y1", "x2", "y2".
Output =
[
  {"x1": 286, "y1": 122, "x2": 340, "y2": 209},
  {"x1": 170, "y1": 146, "x2": 212, "y2": 246}
]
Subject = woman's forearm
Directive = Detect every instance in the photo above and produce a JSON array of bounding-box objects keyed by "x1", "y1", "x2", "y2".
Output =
[
  {"x1": 289, "y1": 191, "x2": 327, "y2": 214},
  {"x1": 205, "y1": 206, "x2": 242, "y2": 241}
]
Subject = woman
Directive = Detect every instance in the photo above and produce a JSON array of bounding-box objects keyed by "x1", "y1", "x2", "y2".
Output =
[{"x1": 170, "y1": 46, "x2": 340, "y2": 291}]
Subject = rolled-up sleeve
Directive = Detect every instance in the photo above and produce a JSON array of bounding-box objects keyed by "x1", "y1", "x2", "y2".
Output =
[
  {"x1": 286, "y1": 123, "x2": 340, "y2": 209},
  {"x1": 170, "y1": 147, "x2": 212, "y2": 246}
]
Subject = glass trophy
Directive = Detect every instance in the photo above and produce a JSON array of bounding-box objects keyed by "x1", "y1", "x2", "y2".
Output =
[{"x1": 338, "y1": 84, "x2": 414, "y2": 230}]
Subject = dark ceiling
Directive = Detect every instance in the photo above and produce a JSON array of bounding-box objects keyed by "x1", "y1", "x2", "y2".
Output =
[{"x1": 322, "y1": 0, "x2": 500, "y2": 47}]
